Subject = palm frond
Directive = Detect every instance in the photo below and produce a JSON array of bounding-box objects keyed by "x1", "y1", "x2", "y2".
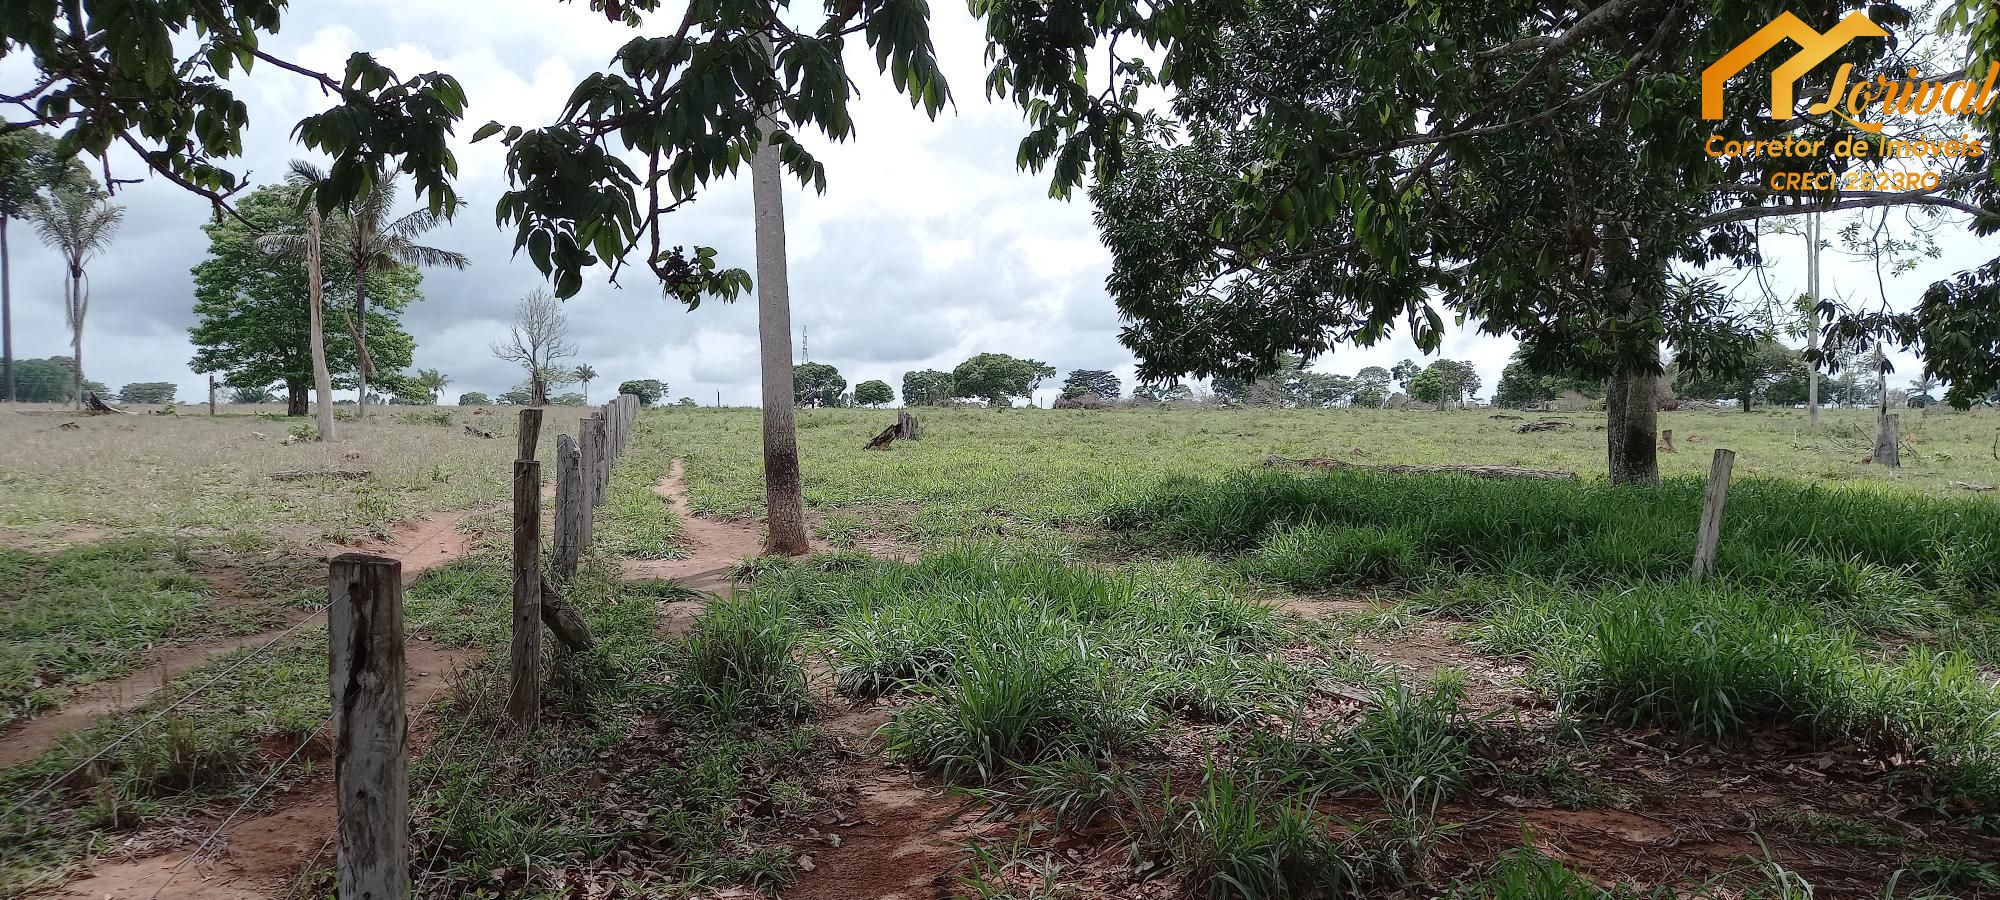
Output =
[{"x1": 388, "y1": 240, "x2": 470, "y2": 270}]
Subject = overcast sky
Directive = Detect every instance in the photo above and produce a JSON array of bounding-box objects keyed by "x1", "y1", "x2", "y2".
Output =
[{"x1": 0, "y1": 1, "x2": 1987, "y2": 407}]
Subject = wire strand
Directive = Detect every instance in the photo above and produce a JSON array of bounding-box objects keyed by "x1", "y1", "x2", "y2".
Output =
[{"x1": 146, "y1": 715, "x2": 335, "y2": 899}]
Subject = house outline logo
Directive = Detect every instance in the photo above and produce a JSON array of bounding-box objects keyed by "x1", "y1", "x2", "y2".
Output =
[{"x1": 1700, "y1": 11, "x2": 1888, "y2": 121}]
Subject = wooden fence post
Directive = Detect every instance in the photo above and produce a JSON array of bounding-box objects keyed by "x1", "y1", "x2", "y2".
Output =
[
  {"x1": 579, "y1": 414, "x2": 603, "y2": 529},
  {"x1": 1873, "y1": 413, "x2": 1901, "y2": 468},
  {"x1": 208, "y1": 375, "x2": 217, "y2": 416},
  {"x1": 553, "y1": 434, "x2": 582, "y2": 581},
  {"x1": 329, "y1": 553, "x2": 409, "y2": 900},
  {"x1": 587, "y1": 415, "x2": 610, "y2": 507},
  {"x1": 1691, "y1": 448, "x2": 1735, "y2": 580},
  {"x1": 510, "y1": 459, "x2": 542, "y2": 728},
  {"x1": 517, "y1": 408, "x2": 544, "y2": 462}
]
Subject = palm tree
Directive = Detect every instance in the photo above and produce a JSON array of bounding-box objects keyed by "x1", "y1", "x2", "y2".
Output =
[
  {"x1": 322, "y1": 177, "x2": 467, "y2": 418},
  {"x1": 749, "y1": 40, "x2": 810, "y2": 556},
  {"x1": 258, "y1": 161, "x2": 338, "y2": 441},
  {"x1": 0, "y1": 131, "x2": 87, "y2": 403},
  {"x1": 29, "y1": 189, "x2": 122, "y2": 409},
  {"x1": 573, "y1": 363, "x2": 597, "y2": 403},
  {"x1": 417, "y1": 368, "x2": 451, "y2": 404}
]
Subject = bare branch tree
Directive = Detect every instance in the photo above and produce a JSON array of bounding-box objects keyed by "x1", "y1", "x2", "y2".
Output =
[{"x1": 491, "y1": 289, "x2": 576, "y2": 406}]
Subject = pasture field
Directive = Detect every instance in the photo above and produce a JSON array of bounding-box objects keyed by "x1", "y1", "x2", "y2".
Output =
[{"x1": 2, "y1": 403, "x2": 1998, "y2": 899}]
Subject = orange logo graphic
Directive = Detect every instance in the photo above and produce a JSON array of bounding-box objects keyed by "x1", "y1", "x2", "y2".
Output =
[{"x1": 1701, "y1": 12, "x2": 1888, "y2": 121}]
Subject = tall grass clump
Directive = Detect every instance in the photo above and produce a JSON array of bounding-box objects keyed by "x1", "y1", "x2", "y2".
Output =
[
  {"x1": 1241, "y1": 522, "x2": 1423, "y2": 587},
  {"x1": 679, "y1": 593, "x2": 808, "y2": 721},
  {"x1": 1105, "y1": 471, "x2": 2000, "y2": 601},
  {"x1": 1247, "y1": 675, "x2": 1484, "y2": 813},
  {"x1": 1126, "y1": 765, "x2": 1356, "y2": 900}
]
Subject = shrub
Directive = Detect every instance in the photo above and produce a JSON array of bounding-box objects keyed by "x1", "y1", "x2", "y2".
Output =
[{"x1": 680, "y1": 594, "x2": 807, "y2": 720}]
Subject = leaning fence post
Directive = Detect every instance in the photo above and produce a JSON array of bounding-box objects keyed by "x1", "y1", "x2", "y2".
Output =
[
  {"x1": 329, "y1": 553, "x2": 409, "y2": 900},
  {"x1": 510, "y1": 458, "x2": 543, "y2": 728},
  {"x1": 517, "y1": 408, "x2": 544, "y2": 462},
  {"x1": 1691, "y1": 448, "x2": 1735, "y2": 580}
]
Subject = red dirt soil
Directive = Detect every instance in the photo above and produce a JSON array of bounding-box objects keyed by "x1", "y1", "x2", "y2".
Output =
[
  {"x1": 41, "y1": 640, "x2": 477, "y2": 900},
  {"x1": 621, "y1": 460, "x2": 770, "y2": 598}
]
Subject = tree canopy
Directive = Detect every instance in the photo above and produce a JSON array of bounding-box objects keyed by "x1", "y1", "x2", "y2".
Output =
[
  {"x1": 794, "y1": 362, "x2": 846, "y2": 408},
  {"x1": 853, "y1": 379, "x2": 894, "y2": 407},
  {"x1": 901, "y1": 369, "x2": 954, "y2": 407},
  {"x1": 952, "y1": 353, "x2": 1054, "y2": 407},
  {"x1": 975, "y1": 0, "x2": 2000, "y2": 482},
  {"x1": 1061, "y1": 369, "x2": 1121, "y2": 400},
  {"x1": 117, "y1": 382, "x2": 176, "y2": 404},
  {"x1": 619, "y1": 379, "x2": 666, "y2": 405},
  {"x1": 189, "y1": 183, "x2": 421, "y2": 414}
]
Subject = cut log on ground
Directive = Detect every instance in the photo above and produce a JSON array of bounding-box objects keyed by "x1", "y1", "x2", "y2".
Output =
[
  {"x1": 464, "y1": 425, "x2": 496, "y2": 439},
  {"x1": 1489, "y1": 414, "x2": 1524, "y2": 420},
  {"x1": 82, "y1": 391, "x2": 133, "y2": 415},
  {"x1": 863, "y1": 422, "x2": 900, "y2": 450},
  {"x1": 1516, "y1": 420, "x2": 1575, "y2": 433},
  {"x1": 1952, "y1": 481, "x2": 1996, "y2": 493},
  {"x1": 1265, "y1": 456, "x2": 1577, "y2": 480},
  {"x1": 271, "y1": 469, "x2": 373, "y2": 482}
]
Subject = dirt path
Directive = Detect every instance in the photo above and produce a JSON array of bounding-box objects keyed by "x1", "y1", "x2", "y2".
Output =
[
  {"x1": 0, "y1": 509, "x2": 487, "y2": 769},
  {"x1": 620, "y1": 460, "x2": 768, "y2": 604},
  {"x1": 43, "y1": 641, "x2": 477, "y2": 900},
  {"x1": 787, "y1": 672, "x2": 992, "y2": 900}
]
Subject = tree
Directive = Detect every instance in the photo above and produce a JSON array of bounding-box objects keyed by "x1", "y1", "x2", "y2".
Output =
[
  {"x1": 492, "y1": 289, "x2": 577, "y2": 406},
  {"x1": 618, "y1": 379, "x2": 666, "y2": 405},
  {"x1": 1390, "y1": 360, "x2": 1422, "y2": 390},
  {"x1": 902, "y1": 370, "x2": 955, "y2": 407},
  {"x1": 118, "y1": 382, "x2": 176, "y2": 405},
  {"x1": 257, "y1": 161, "x2": 342, "y2": 439},
  {"x1": 319, "y1": 176, "x2": 467, "y2": 418},
  {"x1": 416, "y1": 368, "x2": 451, "y2": 404},
  {"x1": 1408, "y1": 367, "x2": 1451, "y2": 410},
  {"x1": 194, "y1": 184, "x2": 421, "y2": 417},
  {"x1": 1352, "y1": 367, "x2": 1393, "y2": 408},
  {"x1": 12, "y1": 356, "x2": 80, "y2": 403},
  {"x1": 1287, "y1": 371, "x2": 1353, "y2": 408},
  {"x1": 952, "y1": 353, "x2": 1054, "y2": 407},
  {"x1": 676, "y1": 397, "x2": 700, "y2": 407},
  {"x1": 854, "y1": 379, "x2": 894, "y2": 407},
  {"x1": 1132, "y1": 381, "x2": 1193, "y2": 405},
  {"x1": 979, "y1": 0, "x2": 1999, "y2": 485},
  {"x1": 1061, "y1": 369, "x2": 1121, "y2": 400},
  {"x1": 29, "y1": 188, "x2": 122, "y2": 409},
  {"x1": 496, "y1": 385, "x2": 534, "y2": 405},
  {"x1": 572, "y1": 364, "x2": 598, "y2": 403},
  {"x1": 0, "y1": 130, "x2": 87, "y2": 403},
  {"x1": 1675, "y1": 339, "x2": 1799, "y2": 412},
  {"x1": 550, "y1": 392, "x2": 587, "y2": 406},
  {"x1": 793, "y1": 362, "x2": 847, "y2": 408},
  {"x1": 458, "y1": 391, "x2": 491, "y2": 406}
]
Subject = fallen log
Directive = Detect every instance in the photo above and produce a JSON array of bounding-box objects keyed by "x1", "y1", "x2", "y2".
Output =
[
  {"x1": 863, "y1": 422, "x2": 899, "y2": 450},
  {"x1": 1488, "y1": 414, "x2": 1524, "y2": 421},
  {"x1": 83, "y1": 391, "x2": 134, "y2": 415},
  {"x1": 465, "y1": 425, "x2": 496, "y2": 439},
  {"x1": 1515, "y1": 420, "x2": 1574, "y2": 433},
  {"x1": 1265, "y1": 455, "x2": 1577, "y2": 481},
  {"x1": 271, "y1": 469, "x2": 373, "y2": 482},
  {"x1": 1952, "y1": 481, "x2": 1996, "y2": 493}
]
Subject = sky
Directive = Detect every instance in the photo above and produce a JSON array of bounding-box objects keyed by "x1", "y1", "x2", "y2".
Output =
[{"x1": 0, "y1": 1, "x2": 1989, "y2": 408}]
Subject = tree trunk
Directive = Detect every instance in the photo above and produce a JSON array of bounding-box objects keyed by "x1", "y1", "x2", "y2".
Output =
[
  {"x1": 2, "y1": 216, "x2": 12, "y2": 403},
  {"x1": 1607, "y1": 364, "x2": 1660, "y2": 486},
  {"x1": 750, "y1": 66, "x2": 810, "y2": 556},
  {"x1": 287, "y1": 380, "x2": 309, "y2": 416},
  {"x1": 353, "y1": 269, "x2": 370, "y2": 419},
  {"x1": 1805, "y1": 213, "x2": 1821, "y2": 428},
  {"x1": 307, "y1": 207, "x2": 337, "y2": 441},
  {"x1": 67, "y1": 269, "x2": 83, "y2": 411}
]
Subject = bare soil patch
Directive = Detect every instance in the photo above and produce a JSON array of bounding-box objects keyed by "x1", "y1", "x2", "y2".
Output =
[{"x1": 620, "y1": 460, "x2": 767, "y2": 595}]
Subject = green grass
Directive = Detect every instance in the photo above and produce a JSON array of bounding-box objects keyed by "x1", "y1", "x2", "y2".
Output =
[
  {"x1": 622, "y1": 406, "x2": 2000, "y2": 554},
  {"x1": 0, "y1": 535, "x2": 318, "y2": 725},
  {"x1": 0, "y1": 553, "x2": 513, "y2": 897}
]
